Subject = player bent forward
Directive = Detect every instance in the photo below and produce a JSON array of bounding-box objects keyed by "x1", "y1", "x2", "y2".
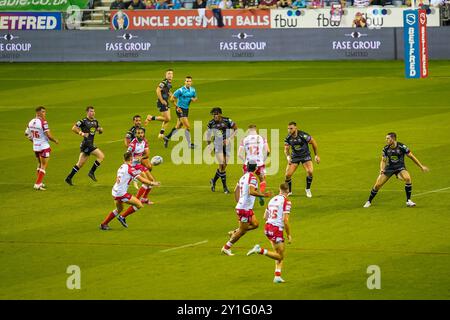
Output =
[
  {"x1": 247, "y1": 183, "x2": 292, "y2": 284},
  {"x1": 364, "y1": 132, "x2": 429, "y2": 208},
  {"x1": 221, "y1": 161, "x2": 272, "y2": 256},
  {"x1": 100, "y1": 152, "x2": 160, "y2": 230}
]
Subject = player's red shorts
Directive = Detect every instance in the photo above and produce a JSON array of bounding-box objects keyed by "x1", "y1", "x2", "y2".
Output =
[
  {"x1": 34, "y1": 148, "x2": 51, "y2": 158},
  {"x1": 235, "y1": 209, "x2": 254, "y2": 223},
  {"x1": 113, "y1": 193, "x2": 132, "y2": 202},
  {"x1": 243, "y1": 164, "x2": 265, "y2": 176},
  {"x1": 134, "y1": 164, "x2": 148, "y2": 172},
  {"x1": 264, "y1": 223, "x2": 284, "y2": 243}
]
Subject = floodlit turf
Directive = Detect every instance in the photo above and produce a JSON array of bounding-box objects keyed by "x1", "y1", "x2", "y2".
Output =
[{"x1": 0, "y1": 61, "x2": 449, "y2": 300}]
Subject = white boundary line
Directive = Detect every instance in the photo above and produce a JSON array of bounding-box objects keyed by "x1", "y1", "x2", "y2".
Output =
[
  {"x1": 413, "y1": 186, "x2": 450, "y2": 198},
  {"x1": 159, "y1": 240, "x2": 208, "y2": 253}
]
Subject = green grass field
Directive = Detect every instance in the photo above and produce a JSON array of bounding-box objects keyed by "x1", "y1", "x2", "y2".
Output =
[{"x1": 0, "y1": 61, "x2": 449, "y2": 300}]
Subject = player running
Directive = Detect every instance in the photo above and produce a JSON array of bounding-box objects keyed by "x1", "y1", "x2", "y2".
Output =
[
  {"x1": 124, "y1": 115, "x2": 145, "y2": 147},
  {"x1": 238, "y1": 124, "x2": 270, "y2": 205},
  {"x1": 363, "y1": 132, "x2": 429, "y2": 208},
  {"x1": 100, "y1": 152, "x2": 160, "y2": 230},
  {"x1": 284, "y1": 121, "x2": 320, "y2": 197},
  {"x1": 65, "y1": 106, "x2": 105, "y2": 185},
  {"x1": 163, "y1": 76, "x2": 198, "y2": 149},
  {"x1": 206, "y1": 107, "x2": 238, "y2": 194},
  {"x1": 25, "y1": 106, "x2": 59, "y2": 191},
  {"x1": 127, "y1": 127, "x2": 157, "y2": 205},
  {"x1": 145, "y1": 69, "x2": 174, "y2": 140},
  {"x1": 221, "y1": 161, "x2": 272, "y2": 256},
  {"x1": 247, "y1": 183, "x2": 292, "y2": 284}
]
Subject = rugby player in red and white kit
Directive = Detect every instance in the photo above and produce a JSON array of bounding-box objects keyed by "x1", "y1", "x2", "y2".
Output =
[
  {"x1": 25, "y1": 106, "x2": 59, "y2": 191},
  {"x1": 100, "y1": 152, "x2": 160, "y2": 230},
  {"x1": 238, "y1": 124, "x2": 270, "y2": 205},
  {"x1": 247, "y1": 183, "x2": 292, "y2": 283},
  {"x1": 221, "y1": 161, "x2": 272, "y2": 256},
  {"x1": 127, "y1": 127, "x2": 157, "y2": 205}
]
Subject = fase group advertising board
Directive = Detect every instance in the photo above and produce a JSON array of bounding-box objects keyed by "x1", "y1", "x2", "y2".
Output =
[{"x1": 109, "y1": 8, "x2": 441, "y2": 30}]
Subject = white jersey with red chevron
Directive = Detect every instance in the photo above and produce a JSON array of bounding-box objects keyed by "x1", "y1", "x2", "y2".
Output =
[
  {"x1": 240, "y1": 133, "x2": 266, "y2": 167},
  {"x1": 265, "y1": 194, "x2": 292, "y2": 230},
  {"x1": 235, "y1": 172, "x2": 258, "y2": 210},
  {"x1": 112, "y1": 164, "x2": 141, "y2": 197},
  {"x1": 26, "y1": 117, "x2": 50, "y2": 151},
  {"x1": 127, "y1": 138, "x2": 149, "y2": 165}
]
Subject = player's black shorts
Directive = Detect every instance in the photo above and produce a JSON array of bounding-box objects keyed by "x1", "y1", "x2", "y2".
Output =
[
  {"x1": 157, "y1": 101, "x2": 169, "y2": 112},
  {"x1": 176, "y1": 107, "x2": 189, "y2": 118},
  {"x1": 80, "y1": 143, "x2": 98, "y2": 156},
  {"x1": 291, "y1": 155, "x2": 312, "y2": 164},
  {"x1": 383, "y1": 167, "x2": 406, "y2": 178}
]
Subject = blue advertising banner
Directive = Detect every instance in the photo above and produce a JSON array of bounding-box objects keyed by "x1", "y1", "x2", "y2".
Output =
[
  {"x1": 403, "y1": 10, "x2": 420, "y2": 79},
  {"x1": 0, "y1": 12, "x2": 62, "y2": 30}
]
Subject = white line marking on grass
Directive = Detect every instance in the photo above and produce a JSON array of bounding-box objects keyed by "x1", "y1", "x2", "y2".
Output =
[
  {"x1": 413, "y1": 186, "x2": 450, "y2": 198},
  {"x1": 105, "y1": 139, "x2": 123, "y2": 144},
  {"x1": 160, "y1": 240, "x2": 209, "y2": 253}
]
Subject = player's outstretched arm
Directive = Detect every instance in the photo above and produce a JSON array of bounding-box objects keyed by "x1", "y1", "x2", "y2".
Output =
[
  {"x1": 249, "y1": 186, "x2": 272, "y2": 198},
  {"x1": 309, "y1": 137, "x2": 320, "y2": 164},
  {"x1": 407, "y1": 152, "x2": 429, "y2": 172},
  {"x1": 136, "y1": 174, "x2": 160, "y2": 186},
  {"x1": 45, "y1": 130, "x2": 59, "y2": 144}
]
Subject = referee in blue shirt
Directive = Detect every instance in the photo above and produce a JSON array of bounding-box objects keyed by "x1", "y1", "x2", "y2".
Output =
[{"x1": 164, "y1": 76, "x2": 198, "y2": 149}]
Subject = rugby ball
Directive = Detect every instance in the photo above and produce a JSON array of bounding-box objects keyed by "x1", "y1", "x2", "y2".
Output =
[{"x1": 151, "y1": 155, "x2": 163, "y2": 166}]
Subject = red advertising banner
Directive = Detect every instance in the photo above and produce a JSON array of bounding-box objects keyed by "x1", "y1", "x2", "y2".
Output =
[
  {"x1": 418, "y1": 9, "x2": 428, "y2": 78},
  {"x1": 110, "y1": 9, "x2": 271, "y2": 30}
]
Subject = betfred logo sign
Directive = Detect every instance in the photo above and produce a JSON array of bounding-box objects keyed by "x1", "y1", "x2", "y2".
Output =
[
  {"x1": 403, "y1": 9, "x2": 428, "y2": 79},
  {"x1": 0, "y1": 12, "x2": 62, "y2": 30},
  {"x1": 418, "y1": 11, "x2": 428, "y2": 78},
  {"x1": 110, "y1": 9, "x2": 270, "y2": 30}
]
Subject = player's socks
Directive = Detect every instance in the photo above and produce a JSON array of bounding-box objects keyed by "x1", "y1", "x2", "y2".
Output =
[
  {"x1": 89, "y1": 160, "x2": 101, "y2": 174},
  {"x1": 405, "y1": 183, "x2": 412, "y2": 201},
  {"x1": 275, "y1": 269, "x2": 282, "y2": 277},
  {"x1": 159, "y1": 129, "x2": 165, "y2": 135},
  {"x1": 212, "y1": 169, "x2": 221, "y2": 185},
  {"x1": 220, "y1": 171, "x2": 227, "y2": 188},
  {"x1": 101, "y1": 209, "x2": 118, "y2": 225},
  {"x1": 35, "y1": 169, "x2": 46, "y2": 185},
  {"x1": 306, "y1": 176, "x2": 313, "y2": 190},
  {"x1": 136, "y1": 185, "x2": 147, "y2": 199},
  {"x1": 185, "y1": 129, "x2": 191, "y2": 145},
  {"x1": 224, "y1": 241, "x2": 233, "y2": 250},
  {"x1": 121, "y1": 205, "x2": 138, "y2": 218},
  {"x1": 259, "y1": 248, "x2": 268, "y2": 255},
  {"x1": 368, "y1": 188, "x2": 378, "y2": 202},
  {"x1": 143, "y1": 186, "x2": 152, "y2": 199},
  {"x1": 67, "y1": 165, "x2": 80, "y2": 179},
  {"x1": 165, "y1": 127, "x2": 177, "y2": 139},
  {"x1": 260, "y1": 181, "x2": 267, "y2": 193},
  {"x1": 285, "y1": 178, "x2": 292, "y2": 193}
]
